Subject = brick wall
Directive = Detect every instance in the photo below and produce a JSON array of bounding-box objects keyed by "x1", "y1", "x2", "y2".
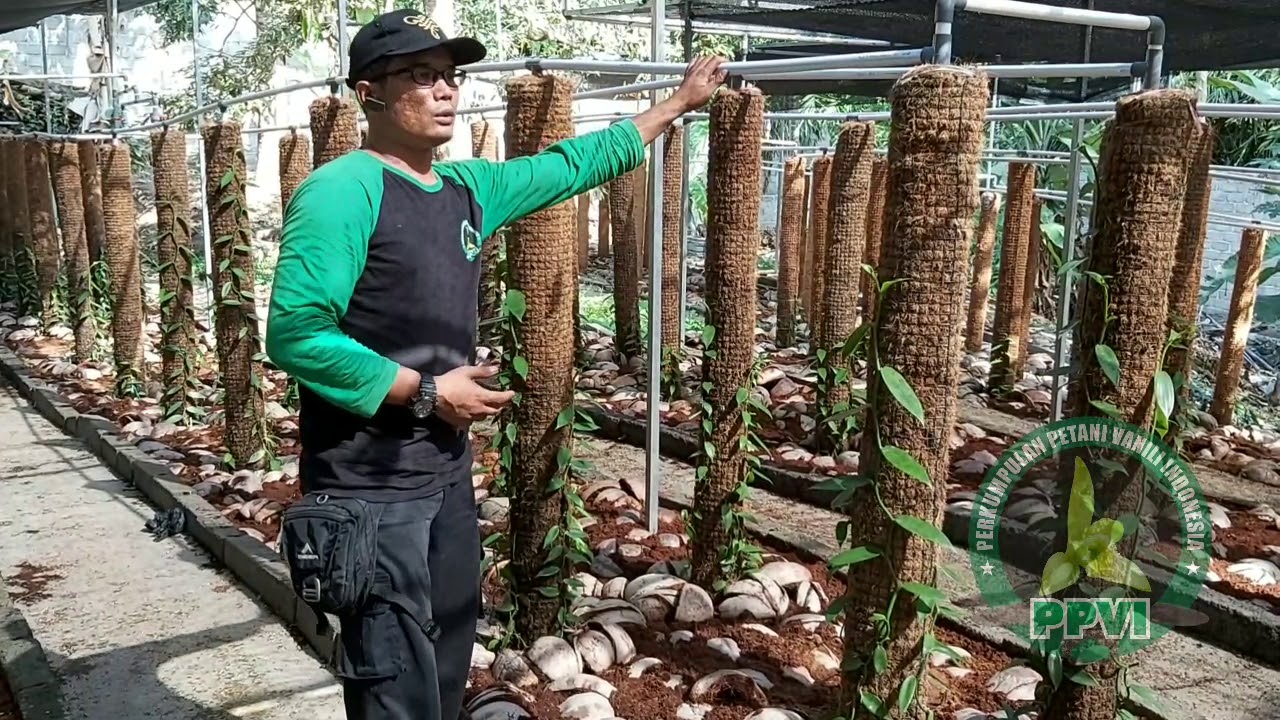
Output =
[{"x1": 1199, "y1": 174, "x2": 1277, "y2": 318}]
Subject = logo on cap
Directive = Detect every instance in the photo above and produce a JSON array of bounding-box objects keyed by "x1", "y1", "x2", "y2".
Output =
[{"x1": 403, "y1": 14, "x2": 443, "y2": 37}]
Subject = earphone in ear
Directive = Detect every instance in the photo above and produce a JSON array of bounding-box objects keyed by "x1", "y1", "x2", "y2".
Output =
[{"x1": 364, "y1": 95, "x2": 387, "y2": 110}]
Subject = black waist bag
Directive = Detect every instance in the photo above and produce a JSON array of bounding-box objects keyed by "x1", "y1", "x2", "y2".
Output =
[{"x1": 279, "y1": 493, "x2": 439, "y2": 642}]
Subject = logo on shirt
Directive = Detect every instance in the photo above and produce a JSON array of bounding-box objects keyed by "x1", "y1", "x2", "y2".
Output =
[{"x1": 461, "y1": 220, "x2": 482, "y2": 261}]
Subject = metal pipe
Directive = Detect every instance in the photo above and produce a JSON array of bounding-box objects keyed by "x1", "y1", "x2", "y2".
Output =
[
  {"x1": 678, "y1": 8, "x2": 693, "y2": 351},
  {"x1": 0, "y1": 72, "x2": 126, "y2": 81},
  {"x1": 576, "y1": 77, "x2": 682, "y2": 100},
  {"x1": 193, "y1": 0, "x2": 214, "y2": 313},
  {"x1": 40, "y1": 20, "x2": 51, "y2": 133},
  {"x1": 1143, "y1": 16, "x2": 1165, "y2": 89},
  {"x1": 1050, "y1": 121, "x2": 1086, "y2": 421},
  {"x1": 337, "y1": 0, "x2": 351, "y2": 85},
  {"x1": 934, "y1": 0, "x2": 956, "y2": 65},
  {"x1": 464, "y1": 48, "x2": 929, "y2": 78},
  {"x1": 105, "y1": 0, "x2": 119, "y2": 127},
  {"x1": 956, "y1": 0, "x2": 1153, "y2": 31},
  {"x1": 92, "y1": 77, "x2": 340, "y2": 135},
  {"x1": 463, "y1": 78, "x2": 685, "y2": 117},
  {"x1": 643, "y1": 0, "x2": 666, "y2": 534},
  {"x1": 749, "y1": 62, "x2": 1140, "y2": 81}
]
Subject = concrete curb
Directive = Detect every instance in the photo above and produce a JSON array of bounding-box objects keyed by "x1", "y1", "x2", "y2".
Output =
[
  {"x1": 0, "y1": 347, "x2": 1196, "y2": 719},
  {"x1": 0, "y1": 346, "x2": 339, "y2": 668},
  {"x1": 0, "y1": 585, "x2": 67, "y2": 720}
]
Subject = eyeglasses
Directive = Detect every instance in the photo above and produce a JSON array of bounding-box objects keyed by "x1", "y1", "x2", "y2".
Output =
[{"x1": 382, "y1": 65, "x2": 467, "y2": 88}]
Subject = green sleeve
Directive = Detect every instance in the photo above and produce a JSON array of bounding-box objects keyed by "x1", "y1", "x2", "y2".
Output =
[
  {"x1": 440, "y1": 119, "x2": 645, "y2": 239},
  {"x1": 264, "y1": 163, "x2": 400, "y2": 418}
]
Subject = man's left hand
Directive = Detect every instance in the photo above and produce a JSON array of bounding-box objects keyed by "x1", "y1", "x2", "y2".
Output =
[{"x1": 672, "y1": 56, "x2": 729, "y2": 113}]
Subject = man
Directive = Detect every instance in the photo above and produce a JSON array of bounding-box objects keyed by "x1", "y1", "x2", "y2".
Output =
[{"x1": 265, "y1": 8, "x2": 726, "y2": 720}]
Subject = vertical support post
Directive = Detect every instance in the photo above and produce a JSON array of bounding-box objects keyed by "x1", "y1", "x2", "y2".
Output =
[
  {"x1": 678, "y1": 0, "x2": 693, "y2": 341},
  {"x1": 933, "y1": 0, "x2": 955, "y2": 65},
  {"x1": 104, "y1": 0, "x2": 119, "y2": 127},
  {"x1": 337, "y1": 0, "x2": 351, "y2": 84},
  {"x1": 495, "y1": 0, "x2": 504, "y2": 59},
  {"x1": 1050, "y1": 15, "x2": 1093, "y2": 421},
  {"x1": 983, "y1": 76, "x2": 998, "y2": 188},
  {"x1": 644, "y1": 0, "x2": 667, "y2": 534},
  {"x1": 192, "y1": 0, "x2": 215, "y2": 317},
  {"x1": 40, "y1": 20, "x2": 51, "y2": 133}
]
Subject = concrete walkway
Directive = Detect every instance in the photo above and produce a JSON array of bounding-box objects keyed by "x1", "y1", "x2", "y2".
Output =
[{"x1": 0, "y1": 383, "x2": 345, "y2": 720}]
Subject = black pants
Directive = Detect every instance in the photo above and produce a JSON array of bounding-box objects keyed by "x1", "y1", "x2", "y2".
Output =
[{"x1": 336, "y1": 474, "x2": 481, "y2": 720}]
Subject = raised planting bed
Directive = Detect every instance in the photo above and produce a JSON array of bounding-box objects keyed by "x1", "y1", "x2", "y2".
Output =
[
  {"x1": 577, "y1": 402, "x2": 1280, "y2": 668},
  {"x1": 0, "y1": 330, "x2": 1181, "y2": 720}
]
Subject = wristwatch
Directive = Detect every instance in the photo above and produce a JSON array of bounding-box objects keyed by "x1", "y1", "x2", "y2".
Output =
[{"x1": 410, "y1": 375, "x2": 438, "y2": 419}]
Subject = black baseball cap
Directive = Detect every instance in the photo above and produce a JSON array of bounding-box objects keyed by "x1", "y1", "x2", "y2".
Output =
[{"x1": 346, "y1": 9, "x2": 487, "y2": 89}]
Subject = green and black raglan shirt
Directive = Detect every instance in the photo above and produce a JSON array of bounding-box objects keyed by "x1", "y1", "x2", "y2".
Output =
[{"x1": 265, "y1": 119, "x2": 645, "y2": 500}]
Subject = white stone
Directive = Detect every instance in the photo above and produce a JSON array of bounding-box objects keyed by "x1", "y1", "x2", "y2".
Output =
[
  {"x1": 753, "y1": 561, "x2": 811, "y2": 589},
  {"x1": 783, "y1": 666, "x2": 815, "y2": 686},
  {"x1": 527, "y1": 636, "x2": 581, "y2": 681},
  {"x1": 718, "y1": 594, "x2": 776, "y2": 621},
  {"x1": 810, "y1": 647, "x2": 840, "y2": 675},
  {"x1": 1226, "y1": 558, "x2": 1280, "y2": 586},
  {"x1": 674, "y1": 583, "x2": 715, "y2": 623},
  {"x1": 1207, "y1": 502, "x2": 1232, "y2": 529},
  {"x1": 987, "y1": 665, "x2": 1042, "y2": 702},
  {"x1": 574, "y1": 629, "x2": 617, "y2": 673},
  {"x1": 628, "y1": 657, "x2": 663, "y2": 677},
  {"x1": 559, "y1": 692, "x2": 614, "y2": 720},
  {"x1": 548, "y1": 674, "x2": 618, "y2": 699},
  {"x1": 707, "y1": 637, "x2": 740, "y2": 662},
  {"x1": 471, "y1": 642, "x2": 495, "y2": 668},
  {"x1": 745, "y1": 710, "x2": 804, "y2": 720},
  {"x1": 677, "y1": 703, "x2": 713, "y2": 720},
  {"x1": 491, "y1": 649, "x2": 538, "y2": 687}
]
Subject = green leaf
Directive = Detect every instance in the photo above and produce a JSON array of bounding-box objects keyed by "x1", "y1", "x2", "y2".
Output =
[
  {"x1": 735, "y1": 387, "x2": 749, "y2": 405},
  {"x1": 537, "y1": 585, "x2": 561, "y2": 598},
  {"x1": 1068, "y1": 669, "x2": 1099, "y2": 687},
  {"x1": 1154, "y1": 370, "x2": 1175, "y2": 421},
  {"x1": 1068, "y1": 457, "x2": 1096, "y2": 544},
  {"x1": 556, "y1": 406, "x2": 575, "y2": 429},
  {"x1": 1046, "y1": 648, "x2": 1063, "y2": 688},
  {"x1": 1071, "y1": 641, "x2": 1111, "y2": 665},
  {"x1": 894, "y1": 515, "x2": 952, "y2": 547},
  {"x1": 1095, "y1": 344, "x2": 1120, "y2": 387},
  {"x1": 701, "y1": 324, "x2": 716, "y2": 347},
  {"x1": 881, "y1": 445, "x2": 930, "y2": 485},
  {"x1": 897, "y1": 676, "x2": 919, "y2": 714},
  {"x1": 513, "y1": 356, "x2": 529, "y2": 379},
  {"x1": 504, "y1": 289, "x2": 527, "y2": 321},
  {"x1": 859, "y1": 690, "x2": 888, "y2": 718},
  {"x1": 829, "y1": 545, "x2": 881, "y2": 570},
  {"x1": 873, "y1": 645, "x2": 888, "y2": 674},
  {"x1": 1127, "y1": 683, "x2": 1167, "y2": 712},
  {"x1": 1089, "y1": 399, "x2": 1124, "y2": 420},
  {"x1": 899, "y1": 581, "x2": 946, "y2": 609},
  {"x1": 880, "y1": 366, "x2": 924, "y2": 423},
  {"x1": 1039, "y1": 551, "x2": 1081, "y2": 596}
]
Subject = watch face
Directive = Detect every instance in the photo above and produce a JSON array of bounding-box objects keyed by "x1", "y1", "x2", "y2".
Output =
[{"x1": 412, "y1": 400, "x2": 431, "y2": 419}]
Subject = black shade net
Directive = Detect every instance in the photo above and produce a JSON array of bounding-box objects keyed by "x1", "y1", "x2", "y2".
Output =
[
  {"x1": 692, "y1": 0, "x2": 1280, "y2": 74},
  {"x1": 744, "y1": 41, "x2": 1134, "y2": 101},
  {"x1": 1, "y1": 0, "x2": 157, "y2": 35}
]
